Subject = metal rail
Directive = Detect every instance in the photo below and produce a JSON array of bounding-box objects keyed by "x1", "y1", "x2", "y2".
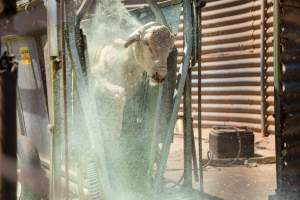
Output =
[
  {"x1": 196, "y1": 0, "x2": 204, "y2": 193},
  {"x1": 154, "y1": 0, "x2": 193, "y2": 190},
  {"x1": 76, "y1": 0, "x2": 94, "y2": 22},
  {"x1": 146, "y1": 0, "x2": 168, "y2": 26},
  {"x1": 146, "y1": 0, "x2": 174, "y2": 185},
  {"x1": 59, "y1": 0, "x2": 69, "y2": 198},
  {"x1": 183, "y1": 68, "x2": 193, "y2": 188},
  {"x1": 64, "y1": 1, "x2": 113, "y2": 198}
]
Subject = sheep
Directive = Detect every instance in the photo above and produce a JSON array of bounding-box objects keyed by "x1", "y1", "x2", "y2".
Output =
[{"x1": 90, "y1": 21, "x2": 175, "y2": 137}]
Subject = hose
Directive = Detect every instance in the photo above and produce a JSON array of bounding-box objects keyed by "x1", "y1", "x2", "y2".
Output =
[{"x1": 86, "y1": 160, "x2": 102, "y2": 199}]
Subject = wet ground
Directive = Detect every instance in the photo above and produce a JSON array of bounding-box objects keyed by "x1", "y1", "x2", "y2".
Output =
[{"x1": 165, "y1": 129, "x2": 276, "y2": 200}]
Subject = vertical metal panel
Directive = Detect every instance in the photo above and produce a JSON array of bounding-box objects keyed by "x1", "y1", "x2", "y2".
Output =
[
  {"x1": 0, "y1": 66, "x2": 17, "y2": 200},
  {"x1": 273, "y1": 0, "x2": 283, "y2": 192},
  {"x1": 2, "y1": 37, "x2": 49, "y2": 159},
  {"x1": 273, "y1": 0, "x2": 300, "y2": 196}
]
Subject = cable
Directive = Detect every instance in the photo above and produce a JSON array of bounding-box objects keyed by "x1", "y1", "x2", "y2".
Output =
[{"x1": 203, "y1": 126, "x2": 244, "y2": 167}]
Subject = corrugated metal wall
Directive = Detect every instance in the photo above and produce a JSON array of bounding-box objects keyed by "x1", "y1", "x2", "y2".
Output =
[
  {"x1": 187, "y1": 0, "x2": 275, "y2": 135},
  {"x1": 125, "y1": 0, "x2": 275, "y2": 135}
]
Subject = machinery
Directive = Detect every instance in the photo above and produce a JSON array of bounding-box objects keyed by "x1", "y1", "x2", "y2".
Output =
[
  {"x1": 4, "y1": 0, "x2": 300, "y2": 200},
  {"x1": 0, "y1": 0, "x2": 209, "y2": 199}
]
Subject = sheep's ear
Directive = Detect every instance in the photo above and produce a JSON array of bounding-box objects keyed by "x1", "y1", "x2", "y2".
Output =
[{"x1": 124, "y1": 32, "x2": 141, "y2": 48}]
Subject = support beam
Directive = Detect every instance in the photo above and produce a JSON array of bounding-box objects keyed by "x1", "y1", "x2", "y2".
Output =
[
  {"x1": 154, "y1": 0, "x2": 193, "y2": 191},
  {"x1": 0, "y1": 55, "x2": 18, "y2": 200},
  {"x1": 183, "y1": 69, "x2": 193, "y2": 188}
]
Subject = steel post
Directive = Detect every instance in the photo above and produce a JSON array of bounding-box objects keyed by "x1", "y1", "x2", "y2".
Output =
[
  {"x1": 0, "y1": 63, "x2": 17, "y2": 200},
  {"x1": 273, "y1": 0, "x2": 283, "y2": 192},
  {"x1": 260, "y1": 0, "x2": 268, "y2": 136},
  {"x1": 183, "y1": 68, "x2": 193, "y2": 188}
]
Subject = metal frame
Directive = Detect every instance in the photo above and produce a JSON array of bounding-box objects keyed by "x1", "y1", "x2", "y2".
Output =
[
  {"x1": 48, "y1": 0, "x2": 201, "y2": 198},
  {"x1": 154, "y1": 0, "x2": 194, "y2": 190},
  {"x1": 260, "y1": 0, "x2": 268, "y2": 137},
  {"x1": 273, "y1": 0, "x2": 283, "y2": 193}
]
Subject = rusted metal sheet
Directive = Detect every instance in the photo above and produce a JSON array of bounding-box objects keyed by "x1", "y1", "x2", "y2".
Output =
[{"x1": 2, "y1": 37, "x2": 50, "y2": 159}]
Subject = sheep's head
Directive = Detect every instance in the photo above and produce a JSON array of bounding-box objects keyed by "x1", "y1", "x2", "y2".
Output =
[{"x1": 124, "y1": 22, "x2": 175, "y2": 84}]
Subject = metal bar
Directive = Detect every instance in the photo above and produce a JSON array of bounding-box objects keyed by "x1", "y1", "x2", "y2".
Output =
[
  {"x1": 51, "y1": 59, "x2": 63, "y2": 200},
  {"x1": 16, "y1": 87, "x2": 27, "y2": 136},
  {"x1": 47, "y1": 0, "x2": 59, "y2": 57},
  {"x1": 260, "y1": 0, "x2": 268, "y2": 136},
  {"x1": 154, "y1": 0, "x2": 193, "y2": 190},
  {"x1": 183, "y1": 68, "x2": 193, "y2": 188},
  {"x1": 197, "y1": 0, "x2": 204, "y2": 192},
  {"x1": 0, "y1": 65, "x2": 17, "y2": 200},
  {"x1": 76, "y1": 0, "x2": 94, "y2": 22},
  {"x1": 146, "y1": 0, "x2": 168, "y2": 26},
  {"x1": 191, "y1": 123, "x2": 199, "y2": 182},
  {"x1": 59, "y1": 0, "x2": 69, "y2": 198},
  {"x1": 65, "y1": 1, "x2": 112, "y2": 197},
  {"x1": 146, "y1": 0, "x2": 174, "y2": 184},
  {"x1": 273, "y1": 0, "x2": 283, "y2": 193}
]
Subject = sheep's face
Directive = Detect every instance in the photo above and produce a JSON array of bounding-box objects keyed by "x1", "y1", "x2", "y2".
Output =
[{"x1": 125, "y1": 22, "x2": 175, "y2": 84}]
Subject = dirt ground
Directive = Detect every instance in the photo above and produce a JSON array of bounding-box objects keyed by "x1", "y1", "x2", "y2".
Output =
[{"x1": 165, "y1": 128, "x2": 276, "y2": 200}]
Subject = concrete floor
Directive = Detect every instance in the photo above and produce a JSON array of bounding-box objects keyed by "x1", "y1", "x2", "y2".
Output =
[{"x1": 165, "y1": 128, "x2": 277, "y2": 200}]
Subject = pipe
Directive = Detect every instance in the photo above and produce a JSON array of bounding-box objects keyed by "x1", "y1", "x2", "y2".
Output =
[
  {"x1": 0, "y1": 52, "x2": 18, "y2": 200},
  {"x1": 59, "y1": 0, "x2": 70, "y2": 198},
  {"x1": 154, "y1": 0, "x2": 193, "y2": 190},
  {"x1": 191, "y1": 124, "x2": 199, "y2": 182},
  {"x1": 146, "y1": 0, "x2": 168, "y2": 27},
  {"x1": 16, "y1": 87, "x2": 27, "y2": 136},
  {"x1": 65, "y1": 1, "x2": 112, "y2": 197},
  {"x1": 142, "y1": 0, "x2": 174, "y2": 185},
  {"x1": 148, "y1": 47, "x2": 178, "y2": 189},
  {"x1": 76, "y1": 0, "x2": 94, "y2": 22},
  {"x1": 183, "y1": 68, "x2": 193, "y2": 188},
  {"x1": 260, "y1": 0, "x2": 268, "y2": 137},
  {"x1": 196, "y1": 0, "x2": 204, "y2": 192}
]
